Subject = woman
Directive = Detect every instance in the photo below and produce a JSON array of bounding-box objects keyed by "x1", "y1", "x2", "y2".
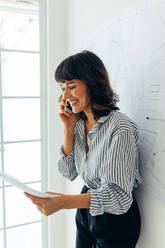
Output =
[{"x1": 24, "y1": 50, "x2": 141, "y2": 248}]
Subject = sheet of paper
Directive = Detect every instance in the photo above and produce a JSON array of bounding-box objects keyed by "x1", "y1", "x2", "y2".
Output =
[{"x1": 0, "y1": 172, "x2": 58, "y2": 198}]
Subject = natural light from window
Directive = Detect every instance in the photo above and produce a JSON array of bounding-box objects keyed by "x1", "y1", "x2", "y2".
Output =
[{"x1": 0, "y1": 1, "x2": 45, "y2": 247}]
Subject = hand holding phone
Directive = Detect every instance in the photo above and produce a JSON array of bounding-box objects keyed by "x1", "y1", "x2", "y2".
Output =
[
  {"x1": 58, "y1": 94, "x2": 77, "y2": 129},
  {"x1": 64, "y1": 101, "x2": 72, "y2": 114}
]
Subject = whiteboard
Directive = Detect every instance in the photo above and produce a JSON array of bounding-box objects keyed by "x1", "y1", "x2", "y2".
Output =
[{"x1": 80, "y1": 0, "x2": 165, "y2": 202}]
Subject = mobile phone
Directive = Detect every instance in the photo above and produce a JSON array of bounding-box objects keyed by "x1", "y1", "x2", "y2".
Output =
[{"x1": 64, "y1": 101, "x2": 72, "y2": 114}]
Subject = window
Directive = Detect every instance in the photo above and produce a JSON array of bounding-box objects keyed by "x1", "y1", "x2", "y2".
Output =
[{"x1": 0, "y1": 1, "x2": 47, "y2": 247}]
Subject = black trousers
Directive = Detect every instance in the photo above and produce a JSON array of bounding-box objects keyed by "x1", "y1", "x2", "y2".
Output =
[{"x1": 75, "y1": 185, "x2": 141, "y2": 248}]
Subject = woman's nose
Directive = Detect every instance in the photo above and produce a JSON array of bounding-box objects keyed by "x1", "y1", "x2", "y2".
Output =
[{"x1": 63, "y1": 88, "x2": 71, "y2": 99}]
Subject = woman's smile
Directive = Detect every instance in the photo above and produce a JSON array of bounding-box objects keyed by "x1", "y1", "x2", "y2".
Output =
[{"x1": 69, "y1": 99, "x2": 79, "y2": 107}]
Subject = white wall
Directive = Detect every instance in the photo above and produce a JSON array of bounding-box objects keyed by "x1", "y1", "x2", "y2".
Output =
[
  {"x1": 66, "y1": 0, "x2": 137, "y2": 55},
  {"x1": 61, "y1": 1, "x2": 165, "y2": 248}
]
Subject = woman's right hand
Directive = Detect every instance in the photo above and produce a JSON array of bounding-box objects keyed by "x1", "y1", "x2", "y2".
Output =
[{"x1": 58, "y1": 94, "x2": 78, "y2": 129}]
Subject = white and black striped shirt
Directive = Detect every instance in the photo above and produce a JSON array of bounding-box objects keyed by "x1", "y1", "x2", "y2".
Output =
[{"x1": 57, "y1": 110, "x2": 141, "y2": 216}]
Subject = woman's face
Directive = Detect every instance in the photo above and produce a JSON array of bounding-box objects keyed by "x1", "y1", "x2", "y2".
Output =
[{"x1": 60, "y1": 79, "x2": 91, "y2": 114}]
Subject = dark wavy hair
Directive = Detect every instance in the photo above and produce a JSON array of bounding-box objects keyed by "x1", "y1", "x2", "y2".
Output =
[{"x1": 55, "y1": 50, "x2": 119, "y2": 120}]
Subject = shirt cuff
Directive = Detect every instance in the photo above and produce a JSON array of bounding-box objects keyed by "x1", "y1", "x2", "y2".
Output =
[{"x1": 87, "y1": 188, "x2": 104, "y2": 216}]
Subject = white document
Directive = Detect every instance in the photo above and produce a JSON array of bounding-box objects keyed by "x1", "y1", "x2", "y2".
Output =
[{"x1": 0, "y1": 172, "x2": 58, "y2": 198}]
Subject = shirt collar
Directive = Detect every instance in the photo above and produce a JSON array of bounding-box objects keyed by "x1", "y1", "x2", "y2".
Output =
[
  {"x1": 87, "y1": 110, "x2": 116, "y2": 134},
  {"x1": 77, "y1": 110, "x2": 116, "y2": 136},
  {"x1": 97, "y1": 110, "x2": 115, "y2": 124}
]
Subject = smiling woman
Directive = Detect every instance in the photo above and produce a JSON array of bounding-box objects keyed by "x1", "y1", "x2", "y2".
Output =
[
  {"x1": 54, "y1": 51, "x2": 142, "y2": 247},
  {"x1": 55, "y1": 50, "x2": 119, "y2": 121},
  {"x1": 56, "y1": 51, "x2": 141, "y2": 248},
  {"x1": 24, "y1": 50, "x2": 141, "y2": 248}
]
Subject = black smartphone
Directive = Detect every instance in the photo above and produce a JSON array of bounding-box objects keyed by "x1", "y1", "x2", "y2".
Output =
[{"x1": 64, "y1": 101, "x2": 72, "y2": 114}]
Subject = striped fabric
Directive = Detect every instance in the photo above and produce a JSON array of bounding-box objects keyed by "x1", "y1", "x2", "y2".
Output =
[{"x1": 57, "y1": 110, "x2": 142, "y2": 216}]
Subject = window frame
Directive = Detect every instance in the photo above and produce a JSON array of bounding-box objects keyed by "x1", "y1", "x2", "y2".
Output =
[{"x1": 0, "y1": 1, "x2": 48, "y2": 248}]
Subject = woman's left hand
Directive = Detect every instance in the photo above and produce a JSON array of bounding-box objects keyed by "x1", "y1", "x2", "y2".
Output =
[{"x1": 24, "y1": 191, "x2": 64, "y2": 216}]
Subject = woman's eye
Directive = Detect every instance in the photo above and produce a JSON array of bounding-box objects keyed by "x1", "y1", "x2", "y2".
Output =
[{"x1": 61, "y1": 86, "x2": 75, "y2": 91}]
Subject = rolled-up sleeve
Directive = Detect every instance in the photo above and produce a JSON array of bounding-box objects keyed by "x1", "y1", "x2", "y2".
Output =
[
  {"x1": 88, "y1": 130, "x2": 137, "y2": 216},
  {"x1": 57, "y1": 145, "x2": 78, "y2": 181}
]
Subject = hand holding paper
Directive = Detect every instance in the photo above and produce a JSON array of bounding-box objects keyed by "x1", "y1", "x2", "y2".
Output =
[
  {"x1": 0, "y1": 172, "x2": 58, "y2": 198},
  {"x1": 0, "y1": 172, "x2": 64, "y2": 216}
]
